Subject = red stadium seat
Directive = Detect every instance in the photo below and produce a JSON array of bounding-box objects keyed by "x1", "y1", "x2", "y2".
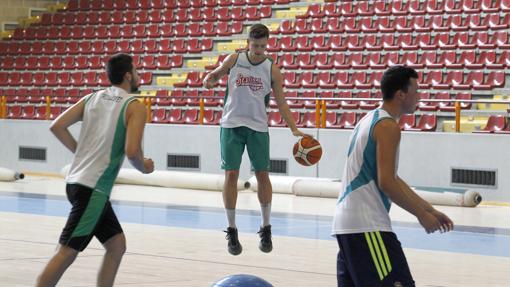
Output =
[
  {"x1": 336, "y1": 112, "x2": 357, "y2": 129},
  {"x1": 149, "y1": 10, "x2": 162, "y2": 23},
  {"x1": 268, "y1": 111, "x2": 286, "y2": 127},
  {"x1": 473, "y1": 115, "x2": 506, "y2": 133},
  {"x1": 399, "y1": 114, "x2": 416, "y2": 130},
  {"x1": 407, "y1": 114, "x2": 437, "y2": 132},
  {"x1": 391, "y1": 1, "x2": 409, "y2": 15},
  {"x1": 152, "y1": 108, "x2": 169, "y2": 123},
  {"x1": 7, "y1": 105, "x2": 23, "y2": 119},
  {"x1": 183, "y1": 109, "x2": 199, "y2": 124},
  {"x1": 336, "y1": 72, "x2": 353, "y2": 89},
  {"x1": 294, "y1": 19, "x2": 311, "y2": 34}
]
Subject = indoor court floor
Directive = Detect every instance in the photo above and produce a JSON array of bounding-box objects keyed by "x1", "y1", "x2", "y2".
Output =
[{"x1": 1, "y1": 175, "x2": 509, "y2": 286}]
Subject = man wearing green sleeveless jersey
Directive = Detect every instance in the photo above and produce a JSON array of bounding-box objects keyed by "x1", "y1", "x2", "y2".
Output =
[{"x1": 36, "y1": 54, "x2": 154, "y2": 287}]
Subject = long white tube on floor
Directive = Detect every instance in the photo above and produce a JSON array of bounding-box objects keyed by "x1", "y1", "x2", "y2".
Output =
[
  {"x1": 413, "y1": 189, "x2": 482, "y2": 207},
  {"x1": 0, "y1": 167, "x2": 25, "y2": 182},
  {"x1": 116, "y1": 169, "x2": 248, "y2": 191},
  {"x1": 248, "y1": 175, "x2": 481, "y2": 207},
  {"x1": 60, "y1": 165, "x2": 248, "y2": 191},
  {"x1": 59, "y1": 165, "x2": 481, "y2": 206},
  {"x1": 246, "y1": 175, "x2": 336, "y2": 194}
]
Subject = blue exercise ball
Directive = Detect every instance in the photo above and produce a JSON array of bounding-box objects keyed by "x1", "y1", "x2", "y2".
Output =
[{"x1": 212, "y1": 274, "x2": 273, "y2": 287}]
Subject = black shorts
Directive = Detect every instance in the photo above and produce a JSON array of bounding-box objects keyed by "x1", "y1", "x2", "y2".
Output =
[
  {"x1": 336, "y1": 232, "x2": 415, "y2": 287},
  {"x1": 59, "y1": 184, "x2": 123, "y2": 252}
]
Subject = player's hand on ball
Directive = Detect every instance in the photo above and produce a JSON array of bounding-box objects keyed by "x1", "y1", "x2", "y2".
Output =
[{"x1": 292, "y1": 129, "x2": 309, "y2": 138}]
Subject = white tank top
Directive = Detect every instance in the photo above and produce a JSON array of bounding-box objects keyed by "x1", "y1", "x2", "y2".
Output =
[
  {"x1": 332, "y1": 108, "x2": 398, "y2": 235},
  {"x1": 220, "y1": 52, "x2": 273, "y2": 132},
  {"x1": 66, "y1": 86, "x2": 137, "y2": 196}
]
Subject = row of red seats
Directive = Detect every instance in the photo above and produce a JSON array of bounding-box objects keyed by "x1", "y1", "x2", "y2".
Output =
[
  {"x1": 265, "y1": 51, "x2": 510, "y2": 71},
  {"x1": 266, "y1": 91, "x2": 472, "y2": 112},
  {"x1": 141, "y1": 90, "x2": 473, "y2": 112},
  {"x1": 473, "y1": 115, "x2": 510, "y2": 133},
  {"x1": 265, "y1": 33, "x2": 510, "y2": 53},
  {"x1": 398, "y1": 114, "x2": 437, "y2": 131},
  {"x1": 1, "y1": 88, "x2": 92, "y2": 99},
  {"x1": 275, "y1": 14, "x2": 510, "y2": 35},
  {"x1": 152, "y1": 108, "x2": 222, "y2": 124},
  {"x1": 0, "y1": 72, "x2": 152, "y2": 87},
  {"x1": 270, "y1": 111, "x2": 438, "y2": 131},
  {"x1": 11, "y1": 103, "x2": 510, "y2": 134},
  {"x1": 6, "y1": 49, "x2": 505, "y2": 74},
  {"x1": 0, "y1": 55, "x2": 183, "y2": 71},
  {"x1": 1, "y1": 38, "x2": 213, "y2": 56},
  {"x1": 174, "y1": 70, "x2": 505, "y2": 90},
  {"x1": 1, "y1": 88, "x2": 472, "y2": 112},
  {"x1": 37, "y1": 6, "x2": 271, "y2": 27},
  {"x1": 12, "y1": 21, "x2": 244, "y2": 41},
  {"x1": 3, "y1": 103, "x2": 493, "y2": 133},
  {"x1": 152, "y1": 90, "x2": 224, "y2": 107},
  {"x1": 66, "y1": 0, "x2": 293, "y2": 11},
  {"x1": 6, "y1": 105, "x2": 63, "y2": 120},
  {"x1": 151, "y1": 108, "x2": 406, "y2": 130},
  {"x1": 299, "y1": 0, "x2": 510, "y2": 19},
  {"x1": 282, "y1": 71, "x2": 504, "y2": 90},
  {"x1": 418, "y1": 93, "x2": 472, "y2": 111}
]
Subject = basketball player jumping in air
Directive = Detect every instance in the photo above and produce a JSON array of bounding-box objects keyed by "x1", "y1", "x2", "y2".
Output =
[{"x1": 203, "y1": 24, "x2": 306, "y2": 255}]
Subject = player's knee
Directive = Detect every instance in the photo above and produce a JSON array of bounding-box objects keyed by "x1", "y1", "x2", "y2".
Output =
[
  {"x1": 57, "y1": 245, "x2": 79, "y2": 261},
  {"x1": 255, "y1": 171, "x2": 269, "y2": 182},
  {"x1": 225, "y1": 170, "x2": 239, "y2": 181},
  {"x1": 105, "y1": 234, "x2": 126, "y2": 257}
]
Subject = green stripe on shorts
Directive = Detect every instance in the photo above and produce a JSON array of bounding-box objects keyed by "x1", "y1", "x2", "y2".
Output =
[{"x1": 71, "y1": 191, "x2": 108, "y2": 238}]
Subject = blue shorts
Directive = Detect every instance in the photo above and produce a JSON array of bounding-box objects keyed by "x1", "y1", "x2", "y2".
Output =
[{"x1": 336, "y1": 232, "x2": 415, "y2": 287}]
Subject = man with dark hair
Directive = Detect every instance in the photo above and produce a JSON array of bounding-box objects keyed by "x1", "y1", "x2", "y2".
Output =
[
  {"x1": 203, "y1": 24, "x2": 305, "y2": 255},
  {"x1": 332, "y1": 66, "x2": 454, "y2": 287},
  {"x1": 36, "y1": 53, "x2": 154, "y2": 287}
]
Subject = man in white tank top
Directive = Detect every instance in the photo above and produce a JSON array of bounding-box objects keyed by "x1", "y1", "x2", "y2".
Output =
[
  {"x1": 36, "y1": 54, "x2": 154, "y2": 287},
  {"x1": 203, "y1": 24, "x2": 305, "y2": 255},
  {"x1": 332, "y1": 66, "x2": 454, "y2": 287}
]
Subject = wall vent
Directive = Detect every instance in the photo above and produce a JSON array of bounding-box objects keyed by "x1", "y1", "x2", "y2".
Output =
[
  {"x1": 451, "y1": 168, "x2": 497, "y2": 188},
  {"x1": 19, "y1": 146, "x2": 46, "y2": 161},
  {"x1": 269, "y1": 159, "x2": 287, "y2": 174},
  {"x1": 167, "y1": 154, "x2": 200, "y2": 170}
]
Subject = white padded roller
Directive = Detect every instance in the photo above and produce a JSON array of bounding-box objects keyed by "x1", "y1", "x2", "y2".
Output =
[{"x1": 0, "y1": 167, "x2": 24, "y2": 182}]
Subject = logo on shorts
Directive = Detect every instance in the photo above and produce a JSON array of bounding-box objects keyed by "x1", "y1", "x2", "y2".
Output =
[
  {"x1": 394, "y1": 282, "x2": 403, "y2": 287},
  {"x1": 235, "y1": 73, "x2": 263, "y2": 92}
]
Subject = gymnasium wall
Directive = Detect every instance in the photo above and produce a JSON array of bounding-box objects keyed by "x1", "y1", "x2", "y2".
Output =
[{"x1": 1, "y1": 120, "x2": 508, "y2": 202}]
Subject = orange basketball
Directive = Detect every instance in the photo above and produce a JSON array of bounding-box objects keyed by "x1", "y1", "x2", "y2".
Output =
[{"x1": 293, "y1": 136, "x2": 322, "y2": 166}]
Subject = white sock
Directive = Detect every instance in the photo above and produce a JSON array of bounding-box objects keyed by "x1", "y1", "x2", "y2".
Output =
[
  {"x1": 226, "y1": 208, "x2": 236, "y2": 228},
  {"x1": 260, "y1": 203, "x2": 271, "y2": 227}
]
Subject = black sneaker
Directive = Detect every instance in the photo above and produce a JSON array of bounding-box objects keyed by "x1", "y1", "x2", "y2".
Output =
[
  {"x1": 257, "y1": 225, "x2": 273, "y2": 253},
  {"x1": 224, "y1": 227, "x2": 242, "y2": 256}
]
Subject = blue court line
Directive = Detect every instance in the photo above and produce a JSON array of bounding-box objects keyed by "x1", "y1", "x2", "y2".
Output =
[{"x1": 1, "y1": 192, "x2": 509, "y2": 258}]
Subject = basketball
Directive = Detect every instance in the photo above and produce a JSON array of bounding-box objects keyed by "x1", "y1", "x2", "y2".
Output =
[{"x1": 293, "y1": 136, "x2": 322, "y2": 166}]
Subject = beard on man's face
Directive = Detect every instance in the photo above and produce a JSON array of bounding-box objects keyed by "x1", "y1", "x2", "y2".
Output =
[{"x1": 130, "y1": 77, "x2": 139, "y2": 93}]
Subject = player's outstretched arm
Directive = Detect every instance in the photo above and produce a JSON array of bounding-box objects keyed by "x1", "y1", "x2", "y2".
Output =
[
  {"x1": 397, "y1": 177, "x2": 454, "y2": 233},
  {"x1": 374, "y1": 119, "x2": 447, "y2": 234}
]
